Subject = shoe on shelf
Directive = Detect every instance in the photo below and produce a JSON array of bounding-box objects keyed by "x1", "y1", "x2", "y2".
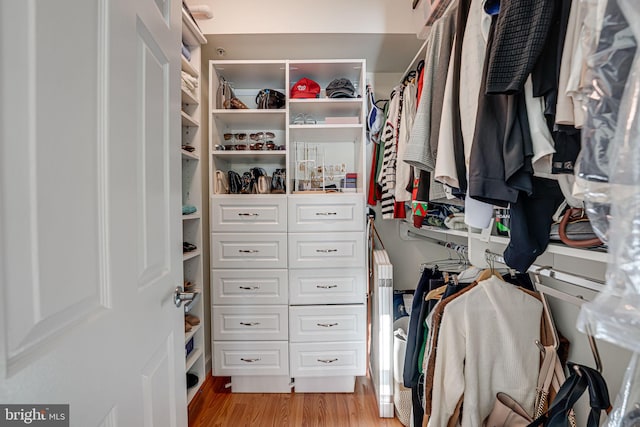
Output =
[
  {"x1": 183, "y1": 242, "x2": 197, "y2": 253},
  {"x1": 186, "y1": 373, "x2": 199, "y2": 389},
  {"x1": 184, "y1": 281, "x2": 196, "y2": 292},
  {"x1": 185, "y1": 314, "x2": 200, "y2": 326},
  {"x1": 185, "y1": 321, "x2": 192, "y2": 333}
]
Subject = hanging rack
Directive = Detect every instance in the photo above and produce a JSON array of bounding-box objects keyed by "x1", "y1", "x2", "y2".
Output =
[
  {"x1": 484, "y1": 250, "x2": 604, "y2": 292},
  {"x1": 400, "y1": 39, "x2": 428, "y2": 84}
]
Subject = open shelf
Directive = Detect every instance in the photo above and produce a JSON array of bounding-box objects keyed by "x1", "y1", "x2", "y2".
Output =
[
  {"x1": 181, "y1": 55, "x2": 199, "y2": 78},
  {"x1": 181, "y1": 88, "x2": 199, "y2": 105},
  {"x1": 187, "y1": 376, "x2": 203, "y2": 404},
  {"x1": 182, "y1": 149, "x2": 199, "y2": 160},
  {"x1": 211, "y1": 150, "x2": 285, "y2": 163},
  {"x1": 183, "y1": 249, "x2": 201, "y2": 262},
  {"x1": 182, "y1": 9, "x2": 206, "y2": 47},
  {"x1": 182, "y1": 111, "x2": 200, "y2": 127},
  {"x1": 185, "y1": 347, "x2": 203, "y2": 371},
  {"x1": 289, "y1": 124, "x2": 363, "y2": 142},
  {"x1": 211, "y1": 109, "x2": 286, "y2": 129},
  {"x1": 182, "y1": 213, "x2": 201, "y2": 221},
  {"x1": 185, "y1": 323, "x2": 202, "y2": 344},
  {"x1": 289, "y1": 98, "x2": 363, "y2": 119}
]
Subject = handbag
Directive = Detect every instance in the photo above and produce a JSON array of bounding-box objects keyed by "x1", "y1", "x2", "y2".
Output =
[
  {"x1": 257, "y1": 176, "x2": 272, "y2": 194},
  {"x1": 255, "y1": 89, "x2": 285, "y2": 109},
  {"x1": 528, "y1": 362, "x2": 611, "y2": 427},
  {"x1": 549, "y1": 207, "x2": 603, "y2": 248},
  {"x1": 214, "y1": 170, "x2": 229, "y2": 194},
  {"x1": 227, "y1": 170, "x2": 242, "y2": 194},
  {"x1": 217, "y1": 76, "x2": 249, "y2": 110},
  {"x1": 241, "y1": 172, "x2": 255, "y2": 194},
  {"x1": 271, "y1": 168, "x2": 286, "y2": 194},
  {"x1": 483, "y1": 392, "x2": 533, "y2": 427}
]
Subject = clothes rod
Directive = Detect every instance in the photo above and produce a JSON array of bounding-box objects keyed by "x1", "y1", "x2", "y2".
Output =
[
  {"x1": 401, "y1": 39, "x2": 428, "y2": 83},
  {"x1": 406, "y1": 230, "x2": 468, "y2": 254},
  {"x1": 485, "y1": 250, "x2": 604, "y2": 292},
  {"x1": 534, "y1": 282, "x2": 589, "y2": 306}
]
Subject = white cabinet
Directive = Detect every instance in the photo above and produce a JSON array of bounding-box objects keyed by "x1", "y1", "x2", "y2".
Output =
[{"x1": 209, "y1": 59, "x2": 367, "y2": 393}]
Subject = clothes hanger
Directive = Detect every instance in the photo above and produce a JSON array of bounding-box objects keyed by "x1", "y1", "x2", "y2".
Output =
[{"x1": 532, "y1": 267, "x2": 560, "y2": 351}]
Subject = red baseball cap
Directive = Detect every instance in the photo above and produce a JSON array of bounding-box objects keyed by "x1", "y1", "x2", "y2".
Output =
[{"x1": 290, "y1": 78, "x2": 320, "y2": 99}]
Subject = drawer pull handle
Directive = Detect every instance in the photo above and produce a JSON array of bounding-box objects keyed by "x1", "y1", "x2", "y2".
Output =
[
  {"x1": 239, "y1": 286, "x2": 260, "y2": 290},
  {"x1": 315, "y1": 249, "x2": 338, "y2": 253},
  {"x1": 315, "y1": 212, "x2": 338, "y2": 216},
  {"x1": 316, "y1": 284, "x2": 338, "y2": 289},
  {"x1": 317, "y1": 323, "x2": 338, "y2": 328},
  {"x1": 317, "y1": 358, "x2": 338, "y2": 364},
  {"x1": 240, "y1": 358, "x2": 261, "y2": 363},
  {"x1": 240, "y1": 322, "x2": 261, "y2": 326},
  {"x1": 238, "y1": 249, "x2": 259, "y2": 254},
  {"x1": 238, "y1": 213, "x2": 259, "y2": 217}
]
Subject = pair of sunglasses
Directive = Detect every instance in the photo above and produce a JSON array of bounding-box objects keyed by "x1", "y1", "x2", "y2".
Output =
[
  {"x1": 249, "y1": 132, "x2": 276, "y2": 140},
  {"x1": 223, "y1": 133, "x2": 247, "y2": 141}
]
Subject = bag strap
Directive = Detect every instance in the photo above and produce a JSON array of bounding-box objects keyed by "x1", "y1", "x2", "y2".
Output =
[{"x1": 558, "y1": 208, "x2": 603, "y2": 248}]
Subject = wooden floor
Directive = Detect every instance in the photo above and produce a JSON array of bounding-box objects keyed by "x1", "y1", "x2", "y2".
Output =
[{"x1": 188, "y1": 374, "x2": 404, "y2": 427}]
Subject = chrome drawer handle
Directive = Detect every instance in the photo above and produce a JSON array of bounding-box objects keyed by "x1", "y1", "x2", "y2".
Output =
[
  {"x1": 315, "y1": 212, "x2": 337, "y2": 216},
  {"x1": 316, "y1": 284, "x2": 338, "y2": 289},
  {"x1": 240, "y1": 322, "x2": 261, "y2": 326},
  {"x1": 239, "y1": 285, "x2": 260, "y2": 290},
  {"x1": 315, "y1": 249, "x2": 338, "y2": 253},
  {"x1": 238, "y1": 249, "x2": 259, "y2": 253},
  {"x1": 240, "y1": 358, "x2": 261, "y2": 363},
  {"x1": 317, "y1": 358, "x2": 338, "y2": 364},
  {"x1": 238, "y1": 213, "x2": 259, "y2": 216},
  {"x1": 317, "y1": 323, "x2": 338, "y2": 328}
]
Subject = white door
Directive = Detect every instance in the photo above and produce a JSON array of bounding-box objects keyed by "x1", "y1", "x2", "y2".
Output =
[{"x1": 0, "y1": 0, "x2": 187, "y2": 425}]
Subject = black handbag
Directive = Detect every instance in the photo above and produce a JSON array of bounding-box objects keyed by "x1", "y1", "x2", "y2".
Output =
[
  {"x1": 227, "y1": 170, "x2": 242, "y2": 194},
  {"x1": 255, "y1": 89, "x2": 286, "y2": 109},
  {"x1": 528, "y1": 362, "x2": 611, "y2": 427}
]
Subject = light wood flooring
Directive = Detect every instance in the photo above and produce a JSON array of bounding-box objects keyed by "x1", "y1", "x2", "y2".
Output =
[{"x1": 188, "y1": 374, "x2": 404, "y2": 427}]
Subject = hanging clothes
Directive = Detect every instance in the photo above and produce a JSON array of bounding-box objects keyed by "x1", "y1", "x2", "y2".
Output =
[
  {"x1": 378, "y1": 89, "x2": 401, "y2": 219},
  {"x1": 429, "y1": 276, "x2": 543, "y2": 426}
]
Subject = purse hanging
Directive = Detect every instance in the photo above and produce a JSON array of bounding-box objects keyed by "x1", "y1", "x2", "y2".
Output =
[{"x1": 528, "y1": 362, "x2": 611, "y2": 427}]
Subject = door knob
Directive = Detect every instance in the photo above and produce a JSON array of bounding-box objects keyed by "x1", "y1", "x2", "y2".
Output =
[{"x1": 174, "y1": 286, "x2": 196, "y2": 308}]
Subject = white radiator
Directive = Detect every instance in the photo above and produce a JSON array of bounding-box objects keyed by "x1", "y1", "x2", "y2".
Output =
[{"x1": 370, "y1": 249, "x2": 394, "y2": 418}]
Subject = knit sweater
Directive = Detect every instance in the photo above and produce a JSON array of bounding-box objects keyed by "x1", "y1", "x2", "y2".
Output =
[{"x1": 429, "y1": 276, "x2": 543, "y2": 426}]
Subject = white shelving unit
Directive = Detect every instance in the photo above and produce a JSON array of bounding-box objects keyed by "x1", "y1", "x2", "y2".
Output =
[
  {"x1": 181, "y1": 6, "x2": 206, "y2": 405},
  {"x1": 208, "y1": 59, "x2": 368, "y2": 393}
]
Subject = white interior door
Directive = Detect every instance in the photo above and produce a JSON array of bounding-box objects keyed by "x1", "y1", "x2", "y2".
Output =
[{"x1": 0, "y1": 0, "x2": 187, "y2": 425}]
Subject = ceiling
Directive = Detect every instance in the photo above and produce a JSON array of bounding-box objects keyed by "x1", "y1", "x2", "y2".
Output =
[{"x1": 202, "y1": 33, "x2": 426, "y2": 74}]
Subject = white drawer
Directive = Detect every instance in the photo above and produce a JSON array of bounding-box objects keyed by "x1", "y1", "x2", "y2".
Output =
[
  {"x1": 213, "y1": 341, "x2": 289, "y2": 376},
  {"x1": 211, "y1": 195, "x2": 287, "y2": 232},
  {"x1": 289, "y1": 341, "x2": 366, "y2": 377},
  {"x1": 288, "y1": 232, "x2": 364, "y2": 269},
  {"x1": 288, "y1": 195, "x2": 364, "y2": 232},
  {"x1": 212, "y1": 269, "x2": 288, "y2": 305},
  {"x1": 213, "y1": 305, "x2": 288, "y2": 341},
  {"x1": 289, "y1": 305, "x2": 365, "y2": 343},
  {"x1": 289, "y1": 268, "x2": 366, "y2": 305},
  {"x1": 211, "y1": 233, "x2": 287, "y2": 269}
]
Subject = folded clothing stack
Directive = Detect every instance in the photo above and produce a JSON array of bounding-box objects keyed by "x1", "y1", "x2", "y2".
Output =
[
  {"x1": 181, "y1": 71, "x2": 198, "y2": 98},
  {"x1": 341, "y1": 173, "x2": 358, "y2": 191}
]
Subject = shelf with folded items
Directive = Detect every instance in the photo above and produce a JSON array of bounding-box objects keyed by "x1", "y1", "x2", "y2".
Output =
[
  {"x1": 182, "y1": 213, "x2": 201, "y2": 221},
  {"x1": 181, "y1": 87, "x2": 199, "y2": 105},
  {"x1": 181, "y1": 55, "x2": 199, "y2": 78}
]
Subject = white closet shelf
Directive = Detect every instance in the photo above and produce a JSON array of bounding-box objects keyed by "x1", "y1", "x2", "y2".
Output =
[
  {"x1": 181, "y1": 88, "x2": 199, "y2": 105},
  {"x1": 210, "y1": 60, "x2": 287, "y2": 88},
  {"x1": 289, "y1": 98, "x2": 362, "y2": 118},
  {"x1": 185, "y1": 347, "x2": 203, "y2": 371},
  {"x1": 289, "y1": 124, "x2": 363, "y2": 143},
  {"x1": 187, "y1": 376, "x2": 202, "y2": 404},
  {"x1": 182, "y1": 111, "x2": 200, "y2": 127},
  {"x1": 182, "y1": 9, "x2": 206, "y2": 47},
  {"x1": 182, "y1": 213, "x2": 201, "y2": 221},
  {"x1": 183, "y1": 249, "x2": 201, "y2": 262},
  {"x1": 211, "y1": 150, "x2": 285, "y2": 162},
  {"x1": 182, "y1": 149, "x2": 199, "y2": 160},
  {"x1": 181, "y1": 56, "x2": 199, "y2": 78},
  {"x1": 185, "y1": 323, "x2": 202, "y2": 343},
  {"x1": 211, "y1": 109, "x2": 286, "y2": 129}
]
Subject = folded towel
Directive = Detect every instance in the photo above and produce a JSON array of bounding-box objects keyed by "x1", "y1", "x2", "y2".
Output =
[
  {"x1": 181, "y1": 43, "x2": 191, "y2": 61},
  {"x1": 182, "y1": 204, "x2": 197, "y2": 215}
]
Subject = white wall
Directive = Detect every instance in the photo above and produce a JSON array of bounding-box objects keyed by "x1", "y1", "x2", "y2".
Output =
[{"x1": 187, "y1": 0, "x2": 423, "y2": 35}]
